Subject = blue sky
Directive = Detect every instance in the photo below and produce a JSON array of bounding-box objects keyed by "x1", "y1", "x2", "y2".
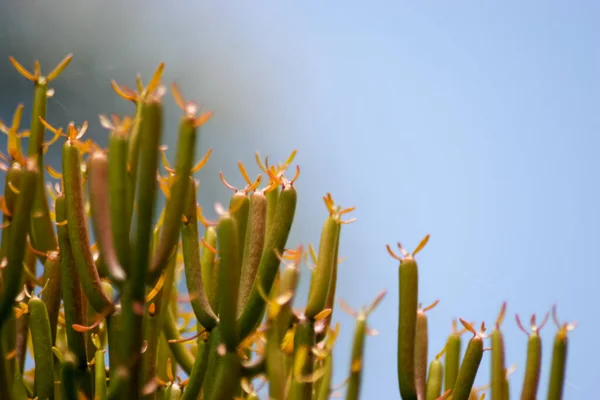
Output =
[{"x1": 1, "y1": 1, "x2": 598, "y2": 398}]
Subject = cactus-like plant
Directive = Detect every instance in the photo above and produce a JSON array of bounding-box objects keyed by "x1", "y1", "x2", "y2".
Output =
[{"x1": 0, "y1": 53, "x2": 575, "y2": 400}]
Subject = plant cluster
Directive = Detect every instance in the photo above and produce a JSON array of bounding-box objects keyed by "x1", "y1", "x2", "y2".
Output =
[
  {"x1": 0, "y1": 53, "x2": 575, "y2": 400},
  {"x1": 391, "y1": 234, "x2": 575, "y2": 400}
]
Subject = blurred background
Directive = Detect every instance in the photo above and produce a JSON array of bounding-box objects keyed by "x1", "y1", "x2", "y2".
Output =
[{"x1": 1, "y1": 1, "x2": 598, "y2": 398}]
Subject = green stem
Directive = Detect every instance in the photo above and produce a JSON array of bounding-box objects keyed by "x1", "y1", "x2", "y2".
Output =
[
  {"x1": 208, "y1": 352, "x2": 241, "y2": 400},
  {"x1": 425, "y1": 358, "x2": 443, "y2": 400},
  {"x1": 62, "y1": 142, "x2": 114, "y2": 315},
  {"x1": 217, "y1": 213, "x2": 241, "y2": 352},
  {"x1": 397, "y1": 257, "x2": 419, "y2": 400},
  {"x1": 520, "y1": 332, "x2": 542, "y2": 399},
  {"x1": 452, "y1": 334, "x2": 484, "y2": 400},
  {"x1": 162, "y1": 308, "x2": 195, "y2": 375},
  {"x1": 29, "y1": 85, "x2": 58, "y2": 263},
  {"x1": 95, "y1": 347, "x2": 107, "y2": 400},
  {"x1": 148, "y1": 116, "x2": 198, "y2": 282},
  {"x1": 41, "y1": 256, "x2": 61, "y2": 345},
  {"x1": 0, "y1": 158, "x2": 37, "y2": 328},
  {"x1": 414, "y1": 310, "x2": 429, "y2": 400},
  {"x1": 181, "y1": 179, "x2": 218, "y2": 330},
  {"x1": 289, "y1": 317, "x2": 315, "y2": 400},
  {"x1": 56, "y1": 194, "x2": 89, "y2": 374},
  {"x1": 305, "y1": 218, "x2": 340, "y2": 320},
  {"x1": 237, "y1": 184, "x2": 297, "y2": 341},
  {"x1": 180, "y1": 332, "x2": 210, "y2": 400},
  {"x1": 237, "y1": 191, "x2": 266, "y2": 314},
  {"x1": 120, "y1": 99, "x2": 163, "y2": 398},
  {"x1": 0, "y1": 325, "x2": 15, "y2": 400},
  {"x1": 108, "y1": 127, "x2": 131, "y2": 271},
  {"x1": 547, "y1": 329, "x2": 569, "y2": 400},
  {"x1": 444, "y1": 329, "x2": 462, "y2": 393},
  {"x1": 87, "y1": 150, "x2": 126, "y2": 284},
  {"x1": 345, "y1": 313, "x2": 367, "y2": 400},
  {"x1": 29, "y1": 297, "x2": 54, "y2": 399}
]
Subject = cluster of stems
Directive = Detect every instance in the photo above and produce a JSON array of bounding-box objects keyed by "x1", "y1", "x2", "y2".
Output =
[
  {"x1": 0, "y1": 54, "x2": 386, "y2": 400},
  {"x1": 0, "y1": 53, "x2": 577, "y2": 400},
  {"x1": 390, "y1": 240, "x2": 576, "y2": 400}
]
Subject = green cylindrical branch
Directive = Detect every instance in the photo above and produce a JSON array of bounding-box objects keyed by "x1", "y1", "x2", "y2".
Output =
[
  {"x1": 274, "y1": 250, "x2": 301, "y2": 340},
  {"x1": 415, "y1": 300, "x2": 439, "y2": 400},
  {"x1": 340, "y1": 291, "x2": 385, "y2": 400},
  {"x1": 217, "y1": 212, "x2": 241, "y2": 351},
  {"x1": 491, "y1": 302, "x2": 507, "y2": 400},
  {"x1": 0, "y1": 158, "x2": 37, "y2": 328},
  {"x1": 0, "y1": 164, "x2": 24, "y2": 384},
  {"x1": 425, "y1": 348, "x2": 445, "y2": 400},
  {"x1": 397, "y1": 254, "x2": 418, "y2": 400},
  {"x1": 0, "y1": 164, "x2": 22, "y2": 267},
  {"x1": 307, "y1": 193, "x2": 353, "y2": 323},
  {"x1": 237, "y1": 183, "x2": 297, "y2": 341},
  {"x1": 84, "y1": 282, "x2": 113, "y2": 386},
  {"x1": 316, "y1": 351, "x2": 334, "y2": 400},
  {"x1": 142, "y1": 232, "x2": 178, "y2": 392},
  {"x1": 90, "y1": 333, "x2": 107, "y2": 400},
  {"x1": 388, "y1": 235, "x2": 429, "y2": 400},
  {"x1": 201, "y1": 226, "x2": 218, "y2": 311},
  {"x1": 289, "y1": 317, "x2": 316, "y2": 400},
  {"x1": 16, "y1": 247, "x2": 36, "y2": 372},
  {"x1": 201, "y1": 326, "x2": 222, "y2": 399},
  {"x1": 7, "y1": 55, "x2": 72, "y2": 263},
  {"x1": 106, "y1": 305, "x2": 122, "y2": 386},
  {"x1": 120, "y1": 98, "x2": 164, "y2": 396},
  {"x1": 125, "y1": 104, "x2": 143, "y2": 251},
  {"x1": 219, "y1": 161, "x2": 264, "y2": 313},
  {"x1": 237, "y1": 191, "x2": 267, "y2": 314},
  {"x1": 29, "y1": 296, "x2": 55, "y2": 400},
  {"x1": 209, "y1": 350, "x2": 241, "y2": 400},
  {"x1": 265, "y1": 322, "x2": 287, "y2": 400},
  {"x1": 452, "y1": 320, "x2": 486, "y2": 400},
  {"x1": 10, "y1": 54, "x2": 75, "y2": 261},
  {"x1": 12, "y1": 361, "x2": 28, "y2": 400},
  {"x1": 56, "y1": 194, "x2": 88, "y2": 374},
  {"x1": 316, "y1": 221, "x2": 341, "y2": 343},
  {"x1": 230, "y1": 192, "x2": 249, "y2": 268},
  {"x1": 15, "y1": 306, "x2": 30, "y2": 374},
  {"x1": 444, "y1": 319, "x2": 464, "y2": 393},
  {"x1": 254, "y1": 150, "x2": 297, "y2": 241},
  {"x1": 547, "y1": 306, "x2": 575, "y2": 400},
  {"x1": 87, "y1": 150, "x2": 126, "y2": 284},
  {"x1": 264, "y1": 250, "x2": 301, "y2": 400},
  {"x1": 305, "y1": 217, "x2": 341, "y2": 320},
  {"x1": 516, "y1": 312, "x2": 548, "y2": 400},
  {"x1": 162, "y1": 308, "x2": 195, "y2": 376},
  {"x1": 264, "y1": 186, "x2": 279, "y2": 242},
  {"x1": 60, "y1": 352, "x2": 81, "y2": 400},
  {"x1": 0, "y1": 335, "x2": 15, "y2": 400},
  {"x1": 181, "y1": 331, "x2": 210, "y2": 400},
  {"x1": 148, "y1": 116, "x2": 199, "y2": 282},
  {"x1": 155, "y1": 334, "x2": 176, "y2": 386},
  {"x1": 40, "y1": 256, "x2": 61, "y2": 345},
  {"x1": 181, "y1": 178, "x2": 218, "y2": 330},
  {"x1": 345, "y1": 314, "x2": 367, "y2": 400},
  {"x1": 62, "y1": 139, "x2": 114, "y2": 315},
  {"x1": 3, "y1": 164, "x2": 22, "y2": 213},
  {"x1": 28, "y1": 90, "x2": 58, "y2": 261},
  {"x1": 106, "y1": 120, "x2": 131, "y2": 271}
]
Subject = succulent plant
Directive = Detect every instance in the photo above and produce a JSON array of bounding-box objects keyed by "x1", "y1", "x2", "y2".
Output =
[{"x1": 0, "y1": 53, "x2": 575, "y2": 400}]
